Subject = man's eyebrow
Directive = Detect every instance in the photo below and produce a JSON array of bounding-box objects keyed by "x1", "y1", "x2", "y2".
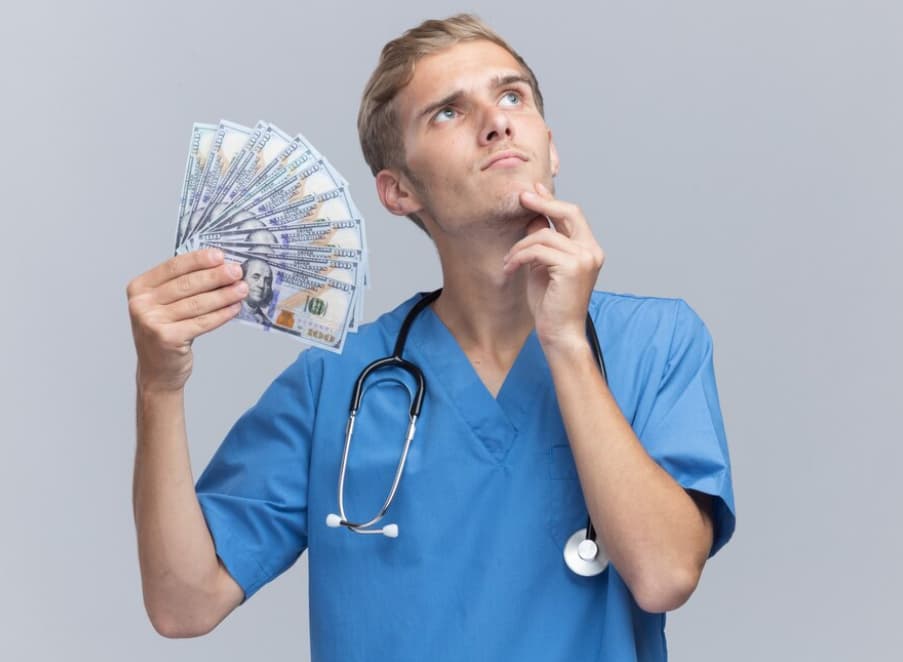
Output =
[
  {"x1": 417, "y1": 73, "x2": 533, "y2": 121},
  {"x1": 491, "y1": 73, "x2": 532, "y2": 90},
  {"x1": 418, "y1": 91, "x2": 463, "y2": 121}
]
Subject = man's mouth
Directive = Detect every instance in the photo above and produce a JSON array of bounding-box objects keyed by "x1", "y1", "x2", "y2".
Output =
[{"x1": 482, "y1": 150, "x2": 527, "y2": 170}]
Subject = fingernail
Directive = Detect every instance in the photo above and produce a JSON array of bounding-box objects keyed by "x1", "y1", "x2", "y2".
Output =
[
  {"x1": 536, "y1": 182, "x2": 549, "y2": 194},
  {"x1": 209, "y1": 248, "x2": 224, "y2": 261},
  {"x1": 522, "y1": 191, "x2": 537, "y2": 200},
  {"x1": 226, "y1": 263, "x2": 242, "y2": 278}
]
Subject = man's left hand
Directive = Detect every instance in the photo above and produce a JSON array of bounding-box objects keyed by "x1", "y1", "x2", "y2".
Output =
[{"x1": 502, "y1": 182, "x2": 605, "y2": 351}]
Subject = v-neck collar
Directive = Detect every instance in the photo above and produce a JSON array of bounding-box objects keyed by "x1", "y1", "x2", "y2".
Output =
[{"x1": 410, "y1": 304, "x2": 552, "y2": 462}]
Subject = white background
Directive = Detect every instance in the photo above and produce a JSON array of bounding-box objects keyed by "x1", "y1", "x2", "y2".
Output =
[{"x1": 1, "y1": 1, "x2": 900, "y2": 659}]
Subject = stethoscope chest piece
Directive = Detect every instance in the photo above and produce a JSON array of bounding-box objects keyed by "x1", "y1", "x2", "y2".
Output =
[{"x1": 564, "y1": 528, "x2": 609, "y2": 577}]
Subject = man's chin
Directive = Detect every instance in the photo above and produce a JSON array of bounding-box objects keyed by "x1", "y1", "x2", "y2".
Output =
[
  {"x1": 427, "y1": 186, "x2": 541, "y2": 234},
  {"x1": 490, "y1": 189, "x2": 539, "y2": 225}
]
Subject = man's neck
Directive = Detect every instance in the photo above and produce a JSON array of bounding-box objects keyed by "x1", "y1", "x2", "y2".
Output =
[{"x1": 430, "y1": 222, "x2": 534, "y2": 359}]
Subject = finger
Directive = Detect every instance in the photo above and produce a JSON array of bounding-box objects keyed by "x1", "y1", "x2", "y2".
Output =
[
  {"x1": 162, "y1": 280, "x2": 249, "y2": 322},
  {"x1": 534, "y1": 181, "x2": 556, "y2": 200},
  {"x1": 533, "y1": 183, "x2": 571, "y2": 233},
  {"x1": 505, "y1": 228, "x2": 578, "y2": 265},
  {"x1": 128, "y1": 248, "x2": 225, "y2": 295},
  {"x1": 519, "y1": 190, "x2": 588, "y2": 239},
  {"x1": 503, "y1": 244, "x2": 573, "y2": 274},
  {"x1": 164, "y1": 302, "x2": 244, "y2": 343},
  {"x1": 154, "y1": 261, "x2": 244, "y2": 306}
]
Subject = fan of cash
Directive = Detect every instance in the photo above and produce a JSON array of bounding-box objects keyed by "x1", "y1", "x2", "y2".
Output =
[{"x1": 174, "y1": 120, "x2": 368, "y2": 353}]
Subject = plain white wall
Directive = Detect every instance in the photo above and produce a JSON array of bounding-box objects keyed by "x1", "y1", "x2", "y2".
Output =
[{"x1": 1, "y1": 1, "x2": 900, "y2": 659}]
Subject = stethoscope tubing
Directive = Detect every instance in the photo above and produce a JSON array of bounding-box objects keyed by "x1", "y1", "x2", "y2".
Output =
[
  {"x1": 332, "y1": 289, "x2": 441, "y2": 532},
  {"x1": 329, "y1": 288, "x2": 610, "y2": 575}
]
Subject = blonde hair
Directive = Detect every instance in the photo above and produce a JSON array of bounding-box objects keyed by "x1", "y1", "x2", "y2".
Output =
[{"x1": 357, "y1": 14, "x2": 545, "y2": 233}]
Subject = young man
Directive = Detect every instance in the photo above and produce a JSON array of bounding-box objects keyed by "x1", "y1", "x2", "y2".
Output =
[{"x1": 128, "y1": 14, "x2": 735, "y2": 661}]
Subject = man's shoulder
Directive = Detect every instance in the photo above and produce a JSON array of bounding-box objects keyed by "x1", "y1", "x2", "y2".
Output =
[
  {"x1": 590, "y1": 288, "x2": 690, "y2": 326},
  {"x1": 589, "y1": 289, "x2": 711, "y2": 361}
]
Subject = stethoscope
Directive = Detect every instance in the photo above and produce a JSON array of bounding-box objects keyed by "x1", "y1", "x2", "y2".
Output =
[{"x1": 326, "y1": 288, "x2": 611, "y2": 577}]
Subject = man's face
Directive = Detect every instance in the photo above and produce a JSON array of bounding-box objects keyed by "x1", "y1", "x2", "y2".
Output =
[
  {"x1": 243, "y1": 258, "x2": 273, "y2": 307},
  {"x1": 392, "y1": 40, "x2": 558, "y2": 234}
]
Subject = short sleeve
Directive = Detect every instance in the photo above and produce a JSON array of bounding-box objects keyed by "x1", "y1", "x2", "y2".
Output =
[
  {"x1": 637, "y1": 299, "x2": 736, "y2": 557},
  {"x1": 195, "y1": 351, "x2": 317, "y2": 601}
]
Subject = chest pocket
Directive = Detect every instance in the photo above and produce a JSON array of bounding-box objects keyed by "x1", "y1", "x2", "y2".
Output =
[
  {"x1": 342, "y1": 372, "x2": 421, "y2": 526},
  {"x1": 546, "y1": 444, "x2": 589, "y2": 553}
]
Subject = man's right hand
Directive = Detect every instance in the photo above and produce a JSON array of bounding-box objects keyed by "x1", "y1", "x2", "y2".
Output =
[
  {"x1": 127, "y1": 248, "x2": 248, "y2": 392},
  {"x1": 129, "y1": 247, "x2": 248, "y2": 637}
]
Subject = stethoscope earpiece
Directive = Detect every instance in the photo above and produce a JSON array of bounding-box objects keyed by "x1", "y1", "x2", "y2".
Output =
[{"x1": 327, "y1": 513, "x2": 400, "y2": 538}]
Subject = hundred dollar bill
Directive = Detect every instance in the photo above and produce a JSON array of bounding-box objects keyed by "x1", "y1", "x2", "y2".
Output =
[
  {"x1": 272, "y1": 277, "x2": 356, "y2": 353},
  {"x1": 189, "y1": 120, "x2": 269, "y2": 239},
  {"x1": 240, "y1": 145, "x2": 348, "y2": 211},
  {"x1": 179, "y1": 120, "x2": 253, "y2": 250},
  {"x1": 191, "y1": 213, "x2": 355, "y2": 256},
  {"x1": 205, "y1": 154, "x2": 347, "y2": 235},
  {"x1": 208, "y1": 241, "x2": 361, "y2": 287},
  {"x1": 187, "y1": 119, "x2": 256, "y2": 242},
  {"x1": 199, "y1": 217, "x2": 362, "y2": 244},
  {"x1": 211, "y1": 237, "x2": 359, "y2": 283},
  {"x1": 205, "y1": 125, "x2": 309, "y2": 227},
  {"x1": 254, "y1": 158, "x2": 347, "y2": 216},
  {"x1": 179, "y1": 120, "x2": 231, "y2": 246},
  {"x1": 201, "y1": 153, "x2": 314, "y2": 234},
  {"x1": 223, "y1": 249, "x2": 357, "y2": 352},
  {"x1": 252, "y1": 124, "x2": 325, "y2": 185},
  {"x1": 199, "y1": 187, "x2": 357, "y2": 242},
  {"x1": 261, "y1": 186, "x2": 361, "y2": 229},
  {"x1": 174, "y1": 123, "x2": 217, "y2": 252},
  {"x1": 174, "y1": 119, "x2": 367, "y2": 347},
  {"x1": 217, "y1": 207, "x2": 365, "y2": 301},
  {"x1": 200, "y1": 215, "x2": 365, "y2": 331},
  {"x1": 206, "y1": 122, "x2": 335, "y2": 229},
  {"x1": 198, "y1": 219, "x2": 366, "y2": 276},
  {"x1": 205, "y1": 239, "x2": 362, "y2": 264},
  {"x1": 222, "y1": 123, "x2": 291, "y2": 205}
]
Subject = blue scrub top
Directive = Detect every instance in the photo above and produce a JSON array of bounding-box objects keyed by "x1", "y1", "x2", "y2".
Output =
[{"x1": 196, "y1": 290, "x2": 736, "y2": 661}]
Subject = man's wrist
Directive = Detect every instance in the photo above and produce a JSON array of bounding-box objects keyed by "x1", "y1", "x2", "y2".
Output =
[
  {"x1": 539, "y1": 331, "x2": 594, "y2": 365},
  {"x1": 136, "y1": 368, "x2": 188, "y2": 400}
]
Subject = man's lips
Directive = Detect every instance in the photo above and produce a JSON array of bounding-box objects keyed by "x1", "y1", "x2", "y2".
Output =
[{"x1": 482, "y1": 150, "x2": 528, "y2": 170}]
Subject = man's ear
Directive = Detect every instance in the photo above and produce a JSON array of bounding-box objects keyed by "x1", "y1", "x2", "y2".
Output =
[
  {"x1": 376, "y1": 168, "x2": 423, "y2": 217},
  {"x1": 548, "y1": 130, "x2": 560, "y2": 178}
]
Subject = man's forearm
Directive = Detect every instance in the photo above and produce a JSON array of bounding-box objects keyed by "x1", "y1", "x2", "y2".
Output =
[
  {"x1": 544, "y1": 338, "x2": 713, "y2": 613},
  {"x1": 132, "y1": 384, "x2": 237, "y2": 636}
]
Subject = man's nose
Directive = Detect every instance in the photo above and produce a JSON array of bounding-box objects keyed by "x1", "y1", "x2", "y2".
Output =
[{"x1": 479, "y1": 104, "x2": 513, "y2": 145}]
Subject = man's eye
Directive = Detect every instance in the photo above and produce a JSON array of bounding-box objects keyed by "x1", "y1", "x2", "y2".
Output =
[
  {"x1": 433, "y1": 107, "x2": 457, "y2": 123},
  {"x1": 500, "y1": 91, "x2": 521, "y2": 106}
]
